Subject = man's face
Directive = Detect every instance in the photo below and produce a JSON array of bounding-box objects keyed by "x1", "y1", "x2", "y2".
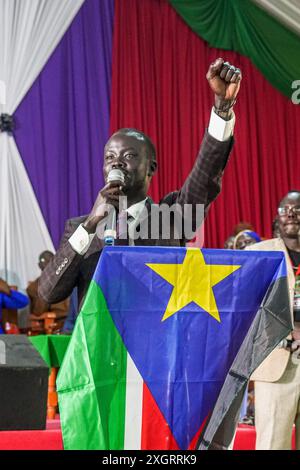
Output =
[
  {"x1": 103, "y1": 133, "x2": 155, "y2": 194},
  {"x1": 277, "y1": 195, "x2": 300, "y2": 239}
]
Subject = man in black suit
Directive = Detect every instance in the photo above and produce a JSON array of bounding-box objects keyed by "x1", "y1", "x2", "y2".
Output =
[{"x1": 39, "y1": 58, "x2": 241, "y2": 307}]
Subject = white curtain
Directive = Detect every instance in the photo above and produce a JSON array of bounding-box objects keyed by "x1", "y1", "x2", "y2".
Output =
[{"x1": 0, "y1": 0, "x2": 84, "y2": 288}]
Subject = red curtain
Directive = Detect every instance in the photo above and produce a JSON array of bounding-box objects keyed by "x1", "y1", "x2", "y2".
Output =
[{"x1": 110, "y1": 0, "x2": 300, "y2": 248}]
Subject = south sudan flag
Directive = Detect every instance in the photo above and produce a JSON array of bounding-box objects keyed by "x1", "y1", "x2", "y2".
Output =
[{"x1": 57, "y1": 246, "x2": 292, "y2": 450}]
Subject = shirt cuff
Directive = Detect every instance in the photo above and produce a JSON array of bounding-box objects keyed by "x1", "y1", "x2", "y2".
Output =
[
  {"x1": 69, "y1": 223, "x2": 95, "y2": 255},
  {"x1": 208, "y1": 108, "x2": 235, "y2": 142}
]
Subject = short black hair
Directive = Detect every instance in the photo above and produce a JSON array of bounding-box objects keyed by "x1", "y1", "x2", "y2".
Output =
[
  {"x1": 112, "y1": 128, "x2": 157, "y2": 162},
  {"x1": 288, "y1": 190, "x2": 300, "y2": 194}
]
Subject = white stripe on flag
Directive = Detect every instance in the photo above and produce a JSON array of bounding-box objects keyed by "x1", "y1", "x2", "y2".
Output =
[{"x1": 124, "y1": 352, "x2": 143, "y2": 450}]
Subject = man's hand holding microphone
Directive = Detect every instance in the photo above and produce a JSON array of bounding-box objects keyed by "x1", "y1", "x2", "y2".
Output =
[{"x1": 83, "y1": 169, "x2": 125, "y2": 236}]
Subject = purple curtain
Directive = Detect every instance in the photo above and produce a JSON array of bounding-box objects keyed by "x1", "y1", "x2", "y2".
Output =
[{"x1": 14, "y1": 0, "x2": 114, "y2": 247}]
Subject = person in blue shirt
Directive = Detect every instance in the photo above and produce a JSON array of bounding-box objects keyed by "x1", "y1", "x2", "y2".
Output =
[{"x1": 0, "y1": 278, "x2": 29, "y2": 334}]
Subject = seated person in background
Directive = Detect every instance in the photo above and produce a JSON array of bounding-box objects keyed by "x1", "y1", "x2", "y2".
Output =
[
  {"x1": 224, "y1": 235, "x2": 235, "y2": 249},
  {"x1": 247, "y1": 190, "x2": 300, "y2": 449},
  {"x1": 27, "y1": 251, "x2": 69, "y2": 330},
  {"x1": 233, "y1": 230, "x2": 261, "y2": 250},
  {"x1": 223, "y1": 222, "x2": 255, "y2": 249},
  {"x1": 0, "y1": 278, "x2": 29, "y2": 334}
]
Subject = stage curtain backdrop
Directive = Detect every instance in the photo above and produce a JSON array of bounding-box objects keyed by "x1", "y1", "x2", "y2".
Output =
[
  {"x1": 14, "y1": 0, "x2": 114, "y2": 250},
  {"x1": 0, "y1": 0, "x2": 84, "y2": 288},
  {"x1": 169, "y1": 0, "x2": 300, "y2": 98},
  {"x1": 110, "y1": 0, "x2": 300, "y2": 248}
]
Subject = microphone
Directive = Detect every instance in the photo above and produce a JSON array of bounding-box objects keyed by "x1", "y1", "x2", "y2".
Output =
[
  {"x1": 107, "y1": 168, "x2": 125, "y2": 185},
  {"x1": 103, "y1": 169, "x2": 125, "y2": 246}
]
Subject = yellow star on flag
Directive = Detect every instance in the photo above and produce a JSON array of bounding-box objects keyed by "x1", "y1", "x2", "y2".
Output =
[{"x1": 146, "y1": 248, "x2": 241, "y2": 322}]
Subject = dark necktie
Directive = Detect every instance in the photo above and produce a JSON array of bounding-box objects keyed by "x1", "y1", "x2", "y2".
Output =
[{"x1": 115, "y1": 211, "x2": 134, "y2": 246}]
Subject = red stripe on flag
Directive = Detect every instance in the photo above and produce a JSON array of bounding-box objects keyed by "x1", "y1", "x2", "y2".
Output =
[{"x1": 141, "y1": 383, "x2": 179, "y2": 450}]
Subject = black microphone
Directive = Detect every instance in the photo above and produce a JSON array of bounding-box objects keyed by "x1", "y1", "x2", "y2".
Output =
[{"x1": 103, "y1": 169, "x2": 125, "y2": 246}]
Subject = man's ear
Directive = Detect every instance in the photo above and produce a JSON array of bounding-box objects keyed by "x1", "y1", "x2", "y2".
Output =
[{"x1": 148, "y1": 160, "x2": 157, "y2": 176}]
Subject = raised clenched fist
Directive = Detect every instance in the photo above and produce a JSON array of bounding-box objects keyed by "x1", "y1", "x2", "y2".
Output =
[{"x1": 207, "y1": 58, "x2": 242, "y2": 117}]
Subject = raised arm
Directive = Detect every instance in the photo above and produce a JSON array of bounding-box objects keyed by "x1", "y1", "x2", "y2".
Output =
[{"x1": 176, "y1": 58, "x2": 242, "y2": 211}]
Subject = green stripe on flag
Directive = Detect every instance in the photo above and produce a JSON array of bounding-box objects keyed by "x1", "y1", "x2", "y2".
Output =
[
  {"x1": 169, "y1": 0, "x2": 300, "y2": 98},
  {"x1": 57, "y1": 280, "x2": 127, "y2": 450}
]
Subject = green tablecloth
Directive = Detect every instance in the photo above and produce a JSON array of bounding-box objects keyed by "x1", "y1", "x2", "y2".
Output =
[{"x1": 29, "y1": 335, "x2": 71, "y2": 368}]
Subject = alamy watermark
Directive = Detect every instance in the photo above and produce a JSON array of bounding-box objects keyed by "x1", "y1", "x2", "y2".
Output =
[
  {"x1": 291, "y1": 80, "x2": 300, "y2": 104},
  {"x1": 96, "y1": 196, "x2": 205, "y2": 246}
]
